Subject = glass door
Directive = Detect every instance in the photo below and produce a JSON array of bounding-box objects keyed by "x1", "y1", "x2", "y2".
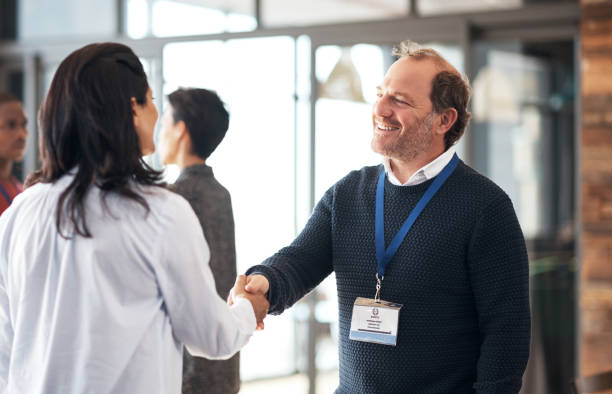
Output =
[{"x1": 470, "y1": 39, "x2": 577, "y2": 394}]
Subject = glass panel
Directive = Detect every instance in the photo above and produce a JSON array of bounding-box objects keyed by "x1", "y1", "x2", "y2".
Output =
[
  {"x1": 126, "y1": 0, "x2": 256, "y2": 39},
  {"x1": 471, "y1": 40, "x2": 576, "y2": 394},
  {"x1": 418, "y1": 0, "x2": 521, "y2": 15},
  {"x1": 420, "y1": 0, "x2": 578, "y2": 16},
  {"x1": 262, "y1": 0, "x2": 409, "y2": 27},
  {"x1": 314, "y1": 44, "x2": 384, "y2": 200},
  {"x1": 162, "y1": 36, "x2": 297, "y2": 381},
  {"x1": 19, "y1": 0, "x2": 115, "y2": 39}
]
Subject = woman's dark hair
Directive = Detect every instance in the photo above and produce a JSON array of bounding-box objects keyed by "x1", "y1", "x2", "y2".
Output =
[
  {"x1": 167, "y1": 88, "x2": 229, "y2": 160},
  {"x1": 27, "y1": 42, "x2": 164, "y2": 238}
]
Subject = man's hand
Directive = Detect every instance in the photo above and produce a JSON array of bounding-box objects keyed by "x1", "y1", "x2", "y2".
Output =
[
  {"x1": 230, "y1": 275, "x2": 269, "y2": 330},
  {"x1": 244, "y1": 274, "x2": 270, "y2": 295}
]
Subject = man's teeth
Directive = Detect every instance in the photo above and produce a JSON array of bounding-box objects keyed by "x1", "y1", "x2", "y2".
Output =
[{"x1": 376, "y1": 122, "x2": 399, "y2": 131}]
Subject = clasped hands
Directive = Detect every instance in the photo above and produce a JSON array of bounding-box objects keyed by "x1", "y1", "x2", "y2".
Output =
[{"x1": 228, "y1": 274, "x2": 270, "y2": 330}]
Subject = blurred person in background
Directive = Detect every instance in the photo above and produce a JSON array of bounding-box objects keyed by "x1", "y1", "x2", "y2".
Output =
[
  {"x1": 0, "y1": 92, "x2": 27, "y2": 215},
  {"x1": 0, "y1": 42, "x2": 268, "y2": 394},
  {"x1": 158, "y1": 87, "x2": 239, "y2": 394}
]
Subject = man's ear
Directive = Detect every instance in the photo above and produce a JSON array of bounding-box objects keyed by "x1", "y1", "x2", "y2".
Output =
[
  {"x1": 435, "y1": 107, "x2": 458, "y2": 136},
  {"x1": 175, "y1": 120, "x2": 188, "y2": 139}
]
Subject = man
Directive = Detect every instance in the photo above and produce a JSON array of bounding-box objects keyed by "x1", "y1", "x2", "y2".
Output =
[
  {"x1": 158, "y1": 88, "x2": 240, "y2": 394},
  {"x1": 236, "y1": 41, "x2": 531, "y2": 393},
  {"x1": 0, "y1": 92, "x2": 27, "y2": 215}
]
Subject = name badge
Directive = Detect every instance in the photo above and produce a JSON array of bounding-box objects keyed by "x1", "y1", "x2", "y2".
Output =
[{"x1": 349, "y1": 297, "x2": 402, "y2": 346}]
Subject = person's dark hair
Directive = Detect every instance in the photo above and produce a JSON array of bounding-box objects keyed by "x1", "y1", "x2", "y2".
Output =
[
  {"x1": 27, "y1": 42, "x2": 164, "y2": 238},
  {"x1": 167, "y1": 88, "x2": 229, "y2": 159},
  {"x1": 393, "y1": 40, "x2": 471, "y2": 149},
  {"x1": 430, "y1": 71, "x2": 471, "y2": 149},
  {"x1": 0, "y1": 91, "x2": 19, "y2": 105}
]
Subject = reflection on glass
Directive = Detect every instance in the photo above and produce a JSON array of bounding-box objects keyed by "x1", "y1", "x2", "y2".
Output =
[
  {"x1": 262, "y1": 0, "x2": 408, "y2": 27},
  {"x1": 418, "y1": 0, "x2": 521, "y2": 15},
  {"x1": 472, "y1": 47, "x2": 551, "y2": 239},
  {"x1": 163, "y1": 37, "x2": 297, "y2": 381},
  {"x1": 314, "y1": 44, "x2": 385, "y2": 201},
  {"x1": 471, "y1": 40, "x2": 576, "y2": 394},
  {"x1": 125, "y1": 0, "x2": 256, "y2": 38}
]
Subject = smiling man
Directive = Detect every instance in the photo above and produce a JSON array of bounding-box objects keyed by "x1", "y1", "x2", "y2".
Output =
[
  {"x1": 0, "y1": 92, "x2": 27, "y2": 215},
  {"x1": 236, "y1": 41, "x2": 531, "y2": 393}
]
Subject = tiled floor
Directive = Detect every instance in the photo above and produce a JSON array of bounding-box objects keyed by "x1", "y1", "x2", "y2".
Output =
[{"x1": 240, "y1": 370, "x2": 339, "y2": 394}]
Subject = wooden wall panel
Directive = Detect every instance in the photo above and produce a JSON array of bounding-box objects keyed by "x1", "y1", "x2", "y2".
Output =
[{"x1": 581, "y1": 0, "x2": 612, "y2": 378}]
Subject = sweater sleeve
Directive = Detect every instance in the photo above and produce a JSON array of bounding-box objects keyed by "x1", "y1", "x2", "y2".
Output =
[
  {"x1": 468, "y1": 193, "x2": 531, "y2": 394},
  {"x1": 246, "y1": 188, "x2": 334, "y2": 315}
]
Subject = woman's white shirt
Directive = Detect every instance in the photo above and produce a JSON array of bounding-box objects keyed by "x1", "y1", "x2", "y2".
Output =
[{"x1": 0, "y1": 174, "x2": 255, "y2": 394}]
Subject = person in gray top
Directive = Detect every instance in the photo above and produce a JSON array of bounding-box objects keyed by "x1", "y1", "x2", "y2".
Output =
[{"x1": 158, "y1": 87, "x2": 238, "y2": 394}]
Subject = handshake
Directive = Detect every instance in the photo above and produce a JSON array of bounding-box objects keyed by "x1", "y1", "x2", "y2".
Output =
[{"x1": 228, "y1": 274, "x2": 270, "y2": 330}]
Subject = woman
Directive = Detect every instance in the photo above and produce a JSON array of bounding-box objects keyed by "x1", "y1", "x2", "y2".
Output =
[
  {"x1": 0, "y1": 92, "x2": 27, "y2": 215},
  {"x1": 0, "y1": 43, "x2": 267, "y2": 394}
]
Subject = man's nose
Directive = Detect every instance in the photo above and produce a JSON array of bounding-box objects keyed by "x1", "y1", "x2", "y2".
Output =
[
  {"x1": 373, "y1": 96, "x2": 392, "y2": 118},
  {"x1": 18, "y1": 124, "x2": 28, "y2": 138}
]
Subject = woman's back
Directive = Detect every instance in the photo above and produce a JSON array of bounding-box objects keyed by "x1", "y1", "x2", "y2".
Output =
[{"x1": 0, "y1": 174, "x2": 255, "y2": 394}]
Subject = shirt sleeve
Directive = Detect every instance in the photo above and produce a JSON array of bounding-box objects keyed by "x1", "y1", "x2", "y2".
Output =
[
  {"x1": 246, "y1": 187, "x2": 334, "y2": 315},
  {"x1": 154, "y1": 197, "x2": 255, "y2": 360},
  {"x1": 468, "y1": 194, "x2": 531, "y2": 393}
]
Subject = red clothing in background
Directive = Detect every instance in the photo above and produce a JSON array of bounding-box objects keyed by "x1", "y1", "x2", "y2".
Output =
[{"x1": 0, "y1": 177, "x2": 22, "y2": 215}]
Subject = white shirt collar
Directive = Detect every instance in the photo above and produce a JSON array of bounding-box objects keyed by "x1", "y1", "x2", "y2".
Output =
[{"x1": 383, "y1": 146, "x2": 457, "y2": 186}]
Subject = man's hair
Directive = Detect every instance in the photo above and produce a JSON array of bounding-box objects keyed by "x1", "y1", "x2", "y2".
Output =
[
  {"x1": 28, "y1": 42, "x2": 164, "y2": 238},
  {"x1": 167, "y1": 88, "x2": 229, "y2": 160},
  {"x1": 392, "y1": 40, "x2": 472, "y2": 149},
  {"x1": 0, "y1": 91, "x2": 19, "y2": 105}
]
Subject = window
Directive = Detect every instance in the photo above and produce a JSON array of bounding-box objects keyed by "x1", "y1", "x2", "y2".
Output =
[
  {"x1": 125, "y1": 0, "x2": 256, "y2": 38},
  {"x1": 163, "y1": 36, "x2": 298, "y2": 380},
  {"x1": 262, "y1": 0, "x2": 409, "y2": 27}
]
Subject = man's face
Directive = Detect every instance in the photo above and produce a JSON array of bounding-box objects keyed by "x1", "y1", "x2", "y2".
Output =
[
  {"x1": 371, "y1": 57, "x2": 439, "y2": 162},
  {"x1": 0, "y1": 100, "x2": 28, "y2": 162},
  {"x1": 158, "y1": 105, "x2": 179, "y2": 165}
]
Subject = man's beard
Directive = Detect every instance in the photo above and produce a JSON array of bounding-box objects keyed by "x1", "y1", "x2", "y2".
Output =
[{"x1": 373, "y1": 111, "x2": 435, "y2": 162}]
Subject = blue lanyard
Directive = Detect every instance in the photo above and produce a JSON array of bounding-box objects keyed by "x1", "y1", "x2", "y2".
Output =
[
  {"x1": 375, "y1": 154, "x2": 459, "y2": 278},
  {"x1": 0, "y1": 182, "x2": 14, "y2": 206}
]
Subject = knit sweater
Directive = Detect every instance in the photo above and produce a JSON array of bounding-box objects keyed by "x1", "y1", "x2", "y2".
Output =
[{"x1": 246, "y1": 161, "x2": 530, "y2": 394}]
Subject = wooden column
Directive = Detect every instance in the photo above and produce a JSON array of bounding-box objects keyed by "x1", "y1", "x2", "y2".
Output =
[{"x1": 581, "y1": 0, "x2": 612, "y2": 377}]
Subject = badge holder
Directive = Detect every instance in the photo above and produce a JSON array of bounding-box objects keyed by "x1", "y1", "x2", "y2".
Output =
[{"x1": 349, "y1": 274, "x2": 402, "y2": 346}]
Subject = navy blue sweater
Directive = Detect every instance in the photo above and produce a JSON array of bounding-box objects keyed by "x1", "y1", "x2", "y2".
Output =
[{"x1": 247, "y1": 161, "x2": 530, "y2": 393}]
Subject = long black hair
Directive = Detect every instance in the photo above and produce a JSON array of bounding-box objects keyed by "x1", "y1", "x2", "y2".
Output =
[{"x1": 27, "y1": 42, "x2": 164, "y2": 238}]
